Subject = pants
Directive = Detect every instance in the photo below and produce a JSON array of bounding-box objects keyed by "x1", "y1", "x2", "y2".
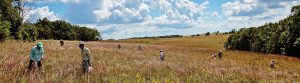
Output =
[
  {"x1": 82, "y1": 60, "x2": 91, "y2": 73},
  {"x1": 160, "y1": 56, "x2": 165, "y2": 61},
  {"x1": 27, "y1": 59, "x2": 42, "y2": 70}
]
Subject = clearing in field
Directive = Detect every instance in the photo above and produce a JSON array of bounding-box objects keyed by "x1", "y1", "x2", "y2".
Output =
[{"x1": 0, "y1": 35, "x2": 299, "y2": 82}]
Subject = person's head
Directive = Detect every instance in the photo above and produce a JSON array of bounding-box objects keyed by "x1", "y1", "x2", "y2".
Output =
[
  {"x1": 79, "y1": 41, "x2": 85, "y2": 49},
  {"x1": 160, "y1": 50, "x2": 163, "y2": 52},
  {"x1": 37, "y1": 42, "x2": 43, "y2": 49},
  {"x1": 272, "y1": 60, "x2": 275, "y2": 63}
]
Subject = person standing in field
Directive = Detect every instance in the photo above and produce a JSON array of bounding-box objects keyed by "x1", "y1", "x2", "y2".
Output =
[
  {"x1": 60, "y1": 39, "x2": 64, "y2": 46},
  {"x1": 27, "y1": 42, "x2": 44, "y2": 71},
  {"x1": 79, "y1": 42, "x2": 92, "y2": 74},
  {"x1": 160, "y1": 50, "x2": 165, "y2": 61},
  {"x1": 139, "y1": 45, "x2": 142, "y2": 50},
  {"x1": 217, "y1": 50, "x2": 223, "y2": 60},
  {"x1": 270, "y1": 60, "x2": 275, "y2": 68},
  {"x1": 211, "y1": 53, "x2": 217, "y2": 59},
  {"x1": 118, "y1": 44, "x2": 121, "y2": 49}
]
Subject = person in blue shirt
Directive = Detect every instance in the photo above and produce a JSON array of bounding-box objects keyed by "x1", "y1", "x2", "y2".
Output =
[{"x1": 27, "y1": 42, "x2": 44, "y2": 70}]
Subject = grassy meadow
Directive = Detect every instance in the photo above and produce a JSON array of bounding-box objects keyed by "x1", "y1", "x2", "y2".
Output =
[{"x1": 0, "y1": 35, "x2": 299, "y2": 82}]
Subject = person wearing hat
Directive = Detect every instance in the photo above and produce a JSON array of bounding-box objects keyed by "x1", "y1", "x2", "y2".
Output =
[
  {"x1": 27, "y1": 42, "x2": 45, "y2": 71},
  {"x1": 79, "y1": 42, "x2": 92, "y2": 73},
  {"x1": 160, "y1": 50, "x2": 165, "y2": 61},
  {"x1": 60, "y1": 39, "x2": 64, "y2": 47}
]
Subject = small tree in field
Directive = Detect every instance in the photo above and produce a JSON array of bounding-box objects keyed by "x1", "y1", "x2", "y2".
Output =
[{"x1": 205, "y1": 32, "x2": 210, "y2": 36}]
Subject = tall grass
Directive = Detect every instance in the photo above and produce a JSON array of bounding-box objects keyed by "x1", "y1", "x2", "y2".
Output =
[{"x1": 0, "y1": 35, "x2": 299, "y2": 82}]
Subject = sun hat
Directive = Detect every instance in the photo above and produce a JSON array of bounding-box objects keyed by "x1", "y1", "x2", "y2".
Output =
[{"x1": 37, "y1": 42, "x2": 43, "y2": 47}]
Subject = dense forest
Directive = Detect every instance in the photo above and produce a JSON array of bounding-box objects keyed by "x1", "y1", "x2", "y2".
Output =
[
  {"x1": 224, "y1": 5, "x2": 300, "y2": 57},
  {"x1": 0, "y1": 0, "x2": 101, "y2": 42}
]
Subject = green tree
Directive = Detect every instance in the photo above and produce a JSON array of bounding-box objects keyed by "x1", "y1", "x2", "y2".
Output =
[
  {"x1": 205, "y1": 32, "x2": 210, "y2": 36},
  {"x1": 35, "y1": 18, "x2": 54, "y2": 39},
  {"x1": 34, "y1": 18, "x2": 101, "y2": 41},
  {"x1": 0, "y1": 0, "x2": 22, "y2": 39},
  {"x1": 291, "y1": 5, "x2": 300, "y2": 16},
  {"x1": 52, "y1": 20, "x2": 77, "y2": 40},
  {"x1": 0, "y1": 20, "x2": 11, "y2": 41},
  {"x1": 224, "y1": 5, "x2": 300, "y2": 57},
  {"x1": 76, "y1": 27, "x2": 100, "y2": 41},
  {"x1": 17, "y1": 23, "x2": 38, "y2": 42}
]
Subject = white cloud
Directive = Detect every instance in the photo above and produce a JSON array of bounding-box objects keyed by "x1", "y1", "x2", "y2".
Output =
[
  {"x1": 242, "y1": 0, "x2": 255, "y2": 3},
  {"x1": 27, "y1": 0, "x2": 300, "y2": 40},
  {"x1": 220, "y1": 0, "x2": 300, "y2": 31},
  {"x1": 222, "y1": 0, "x2": 258, "y2": 16},
  {"x1": 25, "y1": 6, "x2": 60, "y2": 22},
  {"x1": 175, "y1": 0, "x2": 209, "y2": 17},
  {"x1": 32, "y1": 0, "x2": 83, "y2": 3},
  {"x1": 59, "y1": 0, "x2": 81, "y2": 3},
  {"x1": 211, "y1": 11, "x2": 220, "y2": 18},
  {"x1": 80, "y1": 22, "x2": 213, "y2": 39},
  {"x1": 92, "y1": 0, "x2": 114, "y2": 21},
  {"x1": 92, "y1": 0, "x2": 209, "y2": 24},
  {"x1": 138, "y1": 3, "x2": 150, "y2": 15},
  {"x1": 92, "y1": 0, "x2": 145, "y2": 22},
  {"x1": 86, "y1": 0, "x2": 298, "y2": 40},
  {"x1": 101, "y1": 24, "x2": 161, "y2": 39},
  {"x1": 158, "y1": 0, "x2": 172, "y2": 11},
  {"x1": 227, "y1": 16, "x2": 250, "y2": 22},
  {"x1": 78, "y1": 24, "x2": 113, "y2": 32},
  {"x1": 93, "y1": 9, "x2": 112, "y2": 22}
]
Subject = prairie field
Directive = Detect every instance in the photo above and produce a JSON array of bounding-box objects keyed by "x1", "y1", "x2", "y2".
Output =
[{"x1": 0, "y1": 35, "x2": 299, "y2": 82}]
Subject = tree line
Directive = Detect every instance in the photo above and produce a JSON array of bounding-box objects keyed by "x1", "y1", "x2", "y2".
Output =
[
  {"x1": 34, "y1": 18, "x2": 101, "y2": 41},
  {"x1": 224, "y1": 5, "x2": 300, "y2": 57},
  {"x1": 191, "y1": 30, "x2": 236, "y2": 37},
  {"x1": 129, "y1": 35, "x2": 183, "y2": 39},
  {"x1": 128, "y1": 30, "x2": 236, "y2": 40},
  {"x1": 0, "y1": 0, "x2": 101, "y2": 42}
]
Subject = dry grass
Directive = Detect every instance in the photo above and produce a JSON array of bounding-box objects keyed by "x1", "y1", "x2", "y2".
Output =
[{"x1": 0, "y1": 35, "x2": 299, "y2": 82}]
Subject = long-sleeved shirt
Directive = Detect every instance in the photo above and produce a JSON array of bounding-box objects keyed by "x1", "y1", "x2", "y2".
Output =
[
  {"x1": 29, "y1": 46, "x2": 44, "y2": 61},
  {"x1": 81, "y1": 47, "x2": 91, "y2": 60}
]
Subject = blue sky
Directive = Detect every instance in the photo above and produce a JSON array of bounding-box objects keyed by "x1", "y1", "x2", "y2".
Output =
[{"x1": 25, "y1": 0, "x2": 300, "y2": 39}]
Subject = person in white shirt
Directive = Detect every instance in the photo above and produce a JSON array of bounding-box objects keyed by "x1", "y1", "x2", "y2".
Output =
[{"x1": 160, "y1": 50, "x2": 165, "y2": 61}]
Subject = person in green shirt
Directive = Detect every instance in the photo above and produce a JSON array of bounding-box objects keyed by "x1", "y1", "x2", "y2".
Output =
[
  {"x1": 79, "y1": 42, "x2": 92, "y2": 74},
  {"x1": 27, "y1": 42, "x2": 44, "y2": 71}
]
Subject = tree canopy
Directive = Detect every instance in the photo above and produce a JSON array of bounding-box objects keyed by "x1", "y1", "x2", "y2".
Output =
[
  {"x1": 224, "y1": 5, "x2": 300, "y2": 57},
  {"x1": 0, "y1": 0, "x2": 101, "y2": 41}
]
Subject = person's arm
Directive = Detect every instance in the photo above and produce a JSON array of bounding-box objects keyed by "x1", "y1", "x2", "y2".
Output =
[
  {"x1": 87, "y1": 48, "x2": 91, "y2": 60},
  {"x1": 29, "y1": 48, "x2": 34, "y2": 60},
  {"x1": 86, "y1": 48, "x2": 92, "y2": 66},
  {"x1": 41, "y1": 48, "x2": 45, "y2": 60}
]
